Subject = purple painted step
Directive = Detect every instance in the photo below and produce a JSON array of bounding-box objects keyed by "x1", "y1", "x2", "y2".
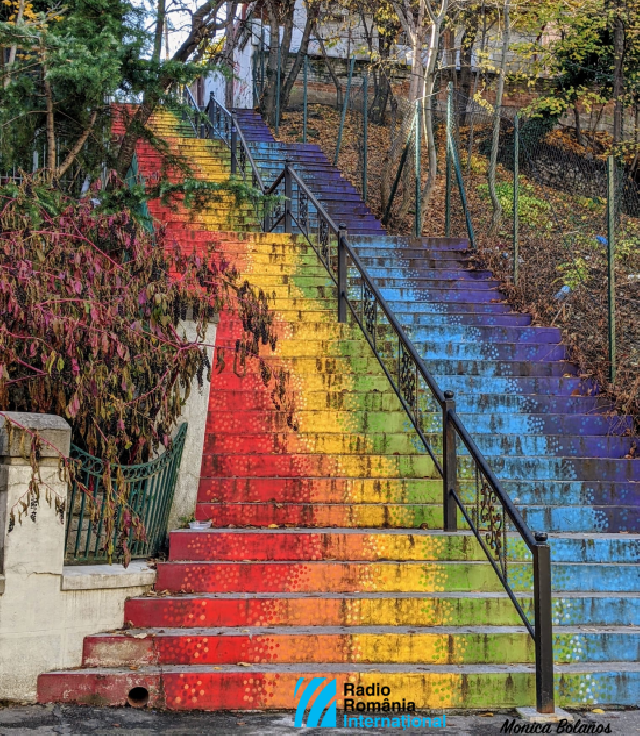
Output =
[
  {"x1": 229, "y1": 110, "x2": 637, "y2": 535},
  {"x1": 232, "y1": 108, "x2": 383, "y2": 234}
]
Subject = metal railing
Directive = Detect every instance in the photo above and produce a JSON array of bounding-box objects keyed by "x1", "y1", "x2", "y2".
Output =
[
  {"x1": 179, "y1": 87, "x2": 264, "y2": 192},
  {"x1": 196, "y1": 97, "x2": 556, "y2": 714},
  {"x1": 125, "y1": 151, "x2": 153, "y2": 233},
  {"x1": 65, "y1": 423, "x2": 187, "y2": 564}
]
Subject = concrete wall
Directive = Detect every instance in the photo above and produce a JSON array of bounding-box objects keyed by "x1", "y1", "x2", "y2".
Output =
[
  {"x1": 0, "y1": 413, "x2": 155, "y2": 702},
  {"x1": 168, "y1": 319, "x2": 216, "y2": 531},
  {"x1": 0, "y1": 323, "x2": 214, "y2": 701}
]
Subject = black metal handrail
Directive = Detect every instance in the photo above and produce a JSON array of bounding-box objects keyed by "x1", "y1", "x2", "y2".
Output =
[
  {"x1": 191, "y1": 98, "x2": 555, "y2": 715},
  {"x1": 180, "y1": 87, "x2": 264, "y2": 192}
]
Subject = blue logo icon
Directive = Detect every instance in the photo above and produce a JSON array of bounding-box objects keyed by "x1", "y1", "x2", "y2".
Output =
[{"x1": 294, "y1": 677, "x2": 337, "y2": 727}]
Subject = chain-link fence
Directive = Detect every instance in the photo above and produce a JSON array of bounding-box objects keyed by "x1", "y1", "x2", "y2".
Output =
[
  {"x1": 445, "y1": 89, "x2": 638, "y2": 419},
  {"x1": 252, "y1": 51, "x2": 638, "y2": 419}
]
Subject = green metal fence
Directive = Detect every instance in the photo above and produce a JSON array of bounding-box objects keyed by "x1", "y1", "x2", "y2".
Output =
[
  {"x1": 125, "y1": 150, "x2": 154, "y2": 233},
  {"x1": 64, "y1": 422, "x2": 187, "y2": 564}
]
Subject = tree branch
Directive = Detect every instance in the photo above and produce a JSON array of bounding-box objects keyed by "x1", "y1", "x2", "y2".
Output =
[{"x1": 55, "y1": 110, "x2": 98, "y2": 179}]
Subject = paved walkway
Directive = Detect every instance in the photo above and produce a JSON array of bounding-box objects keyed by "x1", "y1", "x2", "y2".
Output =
[{"x1": 0, "y1": 705, "x2": 637, "y2": 735}]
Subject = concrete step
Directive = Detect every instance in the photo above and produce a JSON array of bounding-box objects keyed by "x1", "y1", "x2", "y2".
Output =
[
  {"x1": 208, "y1": 408, "x2": 633, "y2": 436},
  {"x1": 202, "y1": 430, "x2": 636, "y2": 459},
  {"x1": 194, "y1": 500, "x2": 638, "y2": 533},
  {"x1": 154, "y1": 560, "x2": 639, "y2": 594},
  {"x1": 166, "y1": 530, "x2": 638, "y2": 565},
  {"x1": 123, "y1": 592, "x2": 640, "y2": 628},
  {"x1": 194, "y1": 475, "x2": 635, "y2": 509},
  {"x1": 37, "y1": 662, "x2": 640, "y2": 709},
  {"x1": 80, "y1": 626, "x2": 639, "y2": 667}
]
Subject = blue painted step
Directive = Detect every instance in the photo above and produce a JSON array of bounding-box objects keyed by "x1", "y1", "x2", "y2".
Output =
[{"x1": 220, "y1": 106, "x2": 640, "y2": 706}]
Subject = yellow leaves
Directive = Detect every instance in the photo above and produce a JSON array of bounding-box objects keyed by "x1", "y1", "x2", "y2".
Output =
[{"x1": 473, "y1": 92, "x2": 495, "y2": 114}]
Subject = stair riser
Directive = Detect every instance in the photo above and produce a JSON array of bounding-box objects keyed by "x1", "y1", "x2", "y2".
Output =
[
  {"x1": 37, "y1": 670, "x2": 640, "y2": 709},
  {"x1": 205, "y1": 389, "x2": 614, "y2": 415},
  {"x1": 198, "y1": 453, "x2": 639, "y2": 482},
  {"x1": 81, "y1": 632, "x2": 639, "y2": 667},
  {"x1": 207, "y1": 409, "x2": 632, "y2": 436},
  {"x1": 202, "y1": 432, "x2": 635, "y2": 458},
  {"x1": 195, "y1": 502, "x2": 638, "y2": 533},
  {"x1": 199, "y1": 454, "x2": 437, "y2": 479},
  {"x1": 155, "y1": 562, "x2": 638, "y2": 594},
  {"x1": 168, "y1": 532, "x2": 638, "y2": 564},
  {"x1": 212, "y1": 354, "x2": 580, "y2": 378},
  {"x1": 123, "y1": 595, "x2": 640, "y2": 629},
  {"x1": 196, "y1": 475, "x2": 635, "y2": 508}
]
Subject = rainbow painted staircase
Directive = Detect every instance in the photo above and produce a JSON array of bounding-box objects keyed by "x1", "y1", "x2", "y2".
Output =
[{"x1": 38, "y1": 107, "x2": 639, "y2": 711}]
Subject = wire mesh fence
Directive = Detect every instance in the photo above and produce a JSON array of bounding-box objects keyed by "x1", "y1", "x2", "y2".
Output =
[
  {"x1": 445, "y1": 90, "x2": 638, "y2": 418},
  {"x1": 253, "y1": 53, "x2": 638, "y2": 418}
]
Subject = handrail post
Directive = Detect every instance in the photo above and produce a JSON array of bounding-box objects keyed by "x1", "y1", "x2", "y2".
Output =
[
  {"x1": 533, "y1": 531, "x2": 555, "y2": 713},
  {"x1": 284, "y1": 163, "x2": 293, "y2": 233},
  {"x1": 338, "y1": 223, "x2": 348, "y2": 323},
  {"x1": 260, "y1": 27, "x2": 266, "y2": 96},
  {"x1": 208, "y1": 92, "x2": 215, "y2": 128},
  {"x1": 443, "y1": 389, "x2": 458, "y2": 531},
  {"x1": 231, "y1": 124, "x2": 238, "y2": 175}
]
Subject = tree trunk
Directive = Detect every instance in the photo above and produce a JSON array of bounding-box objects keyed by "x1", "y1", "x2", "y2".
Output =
[
  {"x1": 487, "y1": 0, "x2": 509, "y2": 233},
  {"x1": 224, "y1": 2, "x2": 236, "y2": 109},
  {"x1": 612, "y1": 0, "x2": 625, "y2": 146},
  {"x1": 371, "y1": 37, "x2": 392, "y2": 124},
  {"x1": 419, "y1": 16, "x2": 442, "y2": 222},
  {"x1": 280, "y1": 3, "x2": 319, "y2": 110},
  {"x1": 56, "y1": 110, "x2": 98, "y2": 179},
  {"x1": 261, "y1": 8, "x2": 280, "y2": 125},
  {"x1": 459, "y1": 26, "x2": 476, "y2": 123},
  {"x1": 115, "y1": 99, "x2": 158, "y2": 179},
  {"x1": 3, "y1": 0, "x2": 25, "y2": 88},
  {"x1": 315, "y1": 33, "x2": 343, "y2": 110},
  {"x1": 153, "y1": 0, "x2": 166, "y2": 63},
  {"x1": 397, "y1": 0, "x2": 426, "y2": 220}
]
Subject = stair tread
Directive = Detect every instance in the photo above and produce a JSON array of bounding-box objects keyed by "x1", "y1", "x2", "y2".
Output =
[
  {"x1": 42, "y1": 662, "x2": 640, "y2": 674},
  {"x1": 94, "y1": 625, "x2": 640, "y2": 635}
]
